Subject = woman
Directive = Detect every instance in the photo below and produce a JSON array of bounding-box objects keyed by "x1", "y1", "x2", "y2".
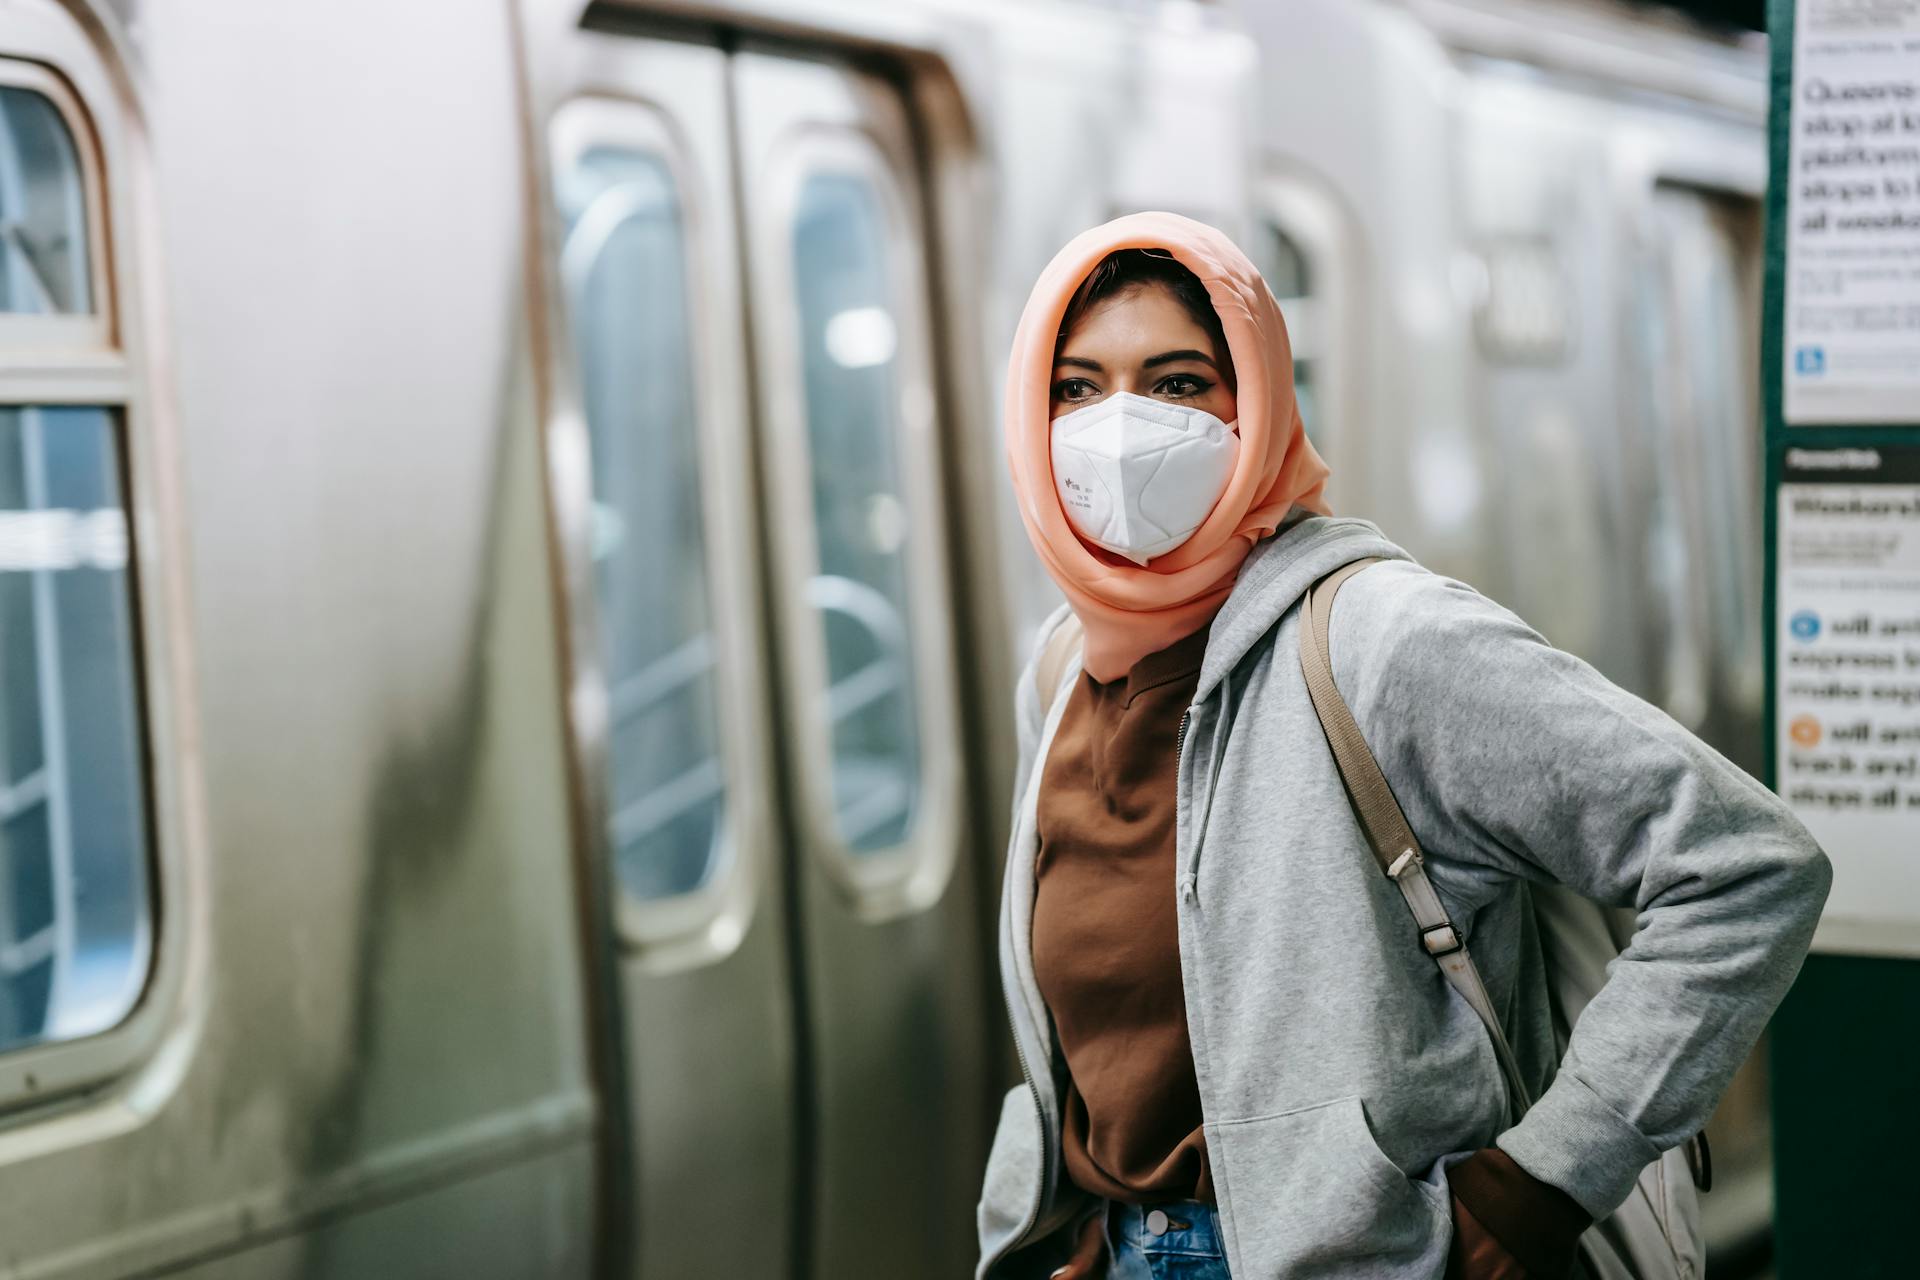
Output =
[{"x1": 975, "y1": 212, "x2": 1830, "y2": 1280}]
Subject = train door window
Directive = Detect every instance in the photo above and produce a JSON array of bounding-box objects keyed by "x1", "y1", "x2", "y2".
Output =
[
  {"x1": 0, "y1": 85, "x2": 89, "y2": 316},
  {"x1": 1256, "y1": 225, "x2": 1319, "y2": 437},
  {"x1": 1254, "y1": 175, "x2": 1354, "y2": 470},
  {"x1": 1659, "y1": 186, "x2": 1764, "y2": 721},
  {"x1": 551, "y1": 102, "x2": 735, "y2": 912},
  {"x1": 736, "y1": 50, "x2": 965, "y2": 912},
  {"x1": 0, "y1": 67, "x2": 152, "y2": 1059},
  {"x1": 786, "y1": 161, "x2": 925, "y2": 857},
  {"x1": 1635, "y1": 184, "x2": 1764, "y2": 743}
]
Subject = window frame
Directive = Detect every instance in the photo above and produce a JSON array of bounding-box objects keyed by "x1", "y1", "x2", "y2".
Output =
[
  {"x1": 0, "y1": 59, "x2": 117, "y2": 392},
  {"x1": 0, "y1": 4, "x2": 195, "y2": 1119},
  {"x1": 1257, "y1": 170, "x2": 1360, "y2": 485},
  {"x1": 545, "y1": 95, "x2": 766, "y2": 964},
  {"x1": 752, "y1": 127, "x2": 964, "y2": 919}
]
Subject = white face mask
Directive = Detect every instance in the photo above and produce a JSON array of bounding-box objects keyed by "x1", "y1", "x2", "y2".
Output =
[{"x1": 1049, "y1": 391, "x2": 1240, "y2": 566}]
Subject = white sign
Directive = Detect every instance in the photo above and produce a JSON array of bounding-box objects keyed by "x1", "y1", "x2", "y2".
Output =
[
  {"x1": 1784, "y1": 1, "x2": 1920, "y2": 423},
  {"x1": 1777, "y1": 446, "x2": 1920, "y2": 955}
]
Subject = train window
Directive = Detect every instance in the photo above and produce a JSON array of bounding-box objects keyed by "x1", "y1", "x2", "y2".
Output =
[
  {"x1": 1665, "y1": 190, "x2": 1763, "y2": 724},
  {"x1": 1637, "y1": 185, "x2": 1765, "y2": 742},
  {"x1": 554, "y1": 137, "x2": 733, "y2": 905},
  {"x1": 1255, "y1": 224, "x2": 1320, "y2": 440},
  {"x1": 1471, "y1": 238, "x2": 1573, "y2": 365},
  {"x1": 1631, "y1": 234, "x2": 1707, "y2": 729},
  {"x1": 788, "y1": 168, "x2": 924, "y2": 856},
  {"x1": 0, "y1": 407, "x2": 148, "y2": 1054},
  {"x1": 0, "y1": 85, "x2": 91, "y2": 315},
  {"x1": 1255, "y1": 176, "x2": 1355, "y2": 473},
  {"x1": 0, "y1": 58, "x2": 152, "y2": 1061}
]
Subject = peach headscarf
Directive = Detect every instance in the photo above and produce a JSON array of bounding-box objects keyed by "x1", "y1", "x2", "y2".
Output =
[{"x1": 1005, "y1": 211, "x2": 1332, "y2": 682}]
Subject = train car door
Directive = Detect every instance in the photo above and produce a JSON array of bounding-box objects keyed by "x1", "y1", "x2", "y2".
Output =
[
  {"x1": 732, "y1": 47, "x2": 992, "y2": 1279},
  {"x1": 524, "y1": 21, "x2": 800, "y2": 1280},
  {"x1": 1633, "y1": 184, "x2": 1766, "y2": 776}
]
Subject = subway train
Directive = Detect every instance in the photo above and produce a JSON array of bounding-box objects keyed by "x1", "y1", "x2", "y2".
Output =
[{"x1": 0, "y1": 1, "x2": 1770, "y2": 1277}]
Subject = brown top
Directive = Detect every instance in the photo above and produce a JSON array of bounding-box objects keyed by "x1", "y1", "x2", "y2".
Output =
[{"x1": 1031, "y1": 621, "x2": 1212, "y2": 1205}]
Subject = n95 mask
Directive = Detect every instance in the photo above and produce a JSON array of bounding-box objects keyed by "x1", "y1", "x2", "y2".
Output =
[{"x1": 1049, "y1": 391, "x2": 1240, "y2": 566}]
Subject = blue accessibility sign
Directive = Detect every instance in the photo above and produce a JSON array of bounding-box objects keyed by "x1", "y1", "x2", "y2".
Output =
[{"x1": 1789, "y1": 610, "x2": 1821, "y2": 641}]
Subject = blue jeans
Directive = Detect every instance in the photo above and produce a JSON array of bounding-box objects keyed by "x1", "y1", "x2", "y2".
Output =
[{"x1": 1101, "y1": 1199, "x2": 1231, "y2": 1279}]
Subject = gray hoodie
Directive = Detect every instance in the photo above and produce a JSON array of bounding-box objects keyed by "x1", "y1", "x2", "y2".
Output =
[{"x1": 976, "y1": 515, "x2": 1829, "y2": 1279}]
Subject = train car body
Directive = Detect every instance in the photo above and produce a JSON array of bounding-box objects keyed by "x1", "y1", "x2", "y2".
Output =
[
  {"x1": 0, "y1": 2, "x2": 597, "y2": 1275},
  {"x1": 0, "y1": 1, "x2": 1256, "y2": 1276},
  {"x1": 0, "y1": 0, "x2": 1775, "y2": 1277}
]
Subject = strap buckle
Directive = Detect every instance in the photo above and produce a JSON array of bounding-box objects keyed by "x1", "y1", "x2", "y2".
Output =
[{"x1": 1421, "y1": 923, "x2": 1463, "y2": 957}]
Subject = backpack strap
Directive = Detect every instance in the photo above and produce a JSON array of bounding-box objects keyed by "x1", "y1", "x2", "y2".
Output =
[
  {"x1": 1034, "y1": 612, "x2": 1086, "y2": 713},
  {"x1": 1298, "y1": 558, "x2": 1536, "y2": 1120}
]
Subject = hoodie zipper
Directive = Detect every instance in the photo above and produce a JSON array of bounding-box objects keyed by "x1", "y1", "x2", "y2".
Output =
[
  {"x1": 1176, "y1": 671, "x2": 1231, "y2": 905},
  {"x1": 1177, "y1": 704, "x2": 1200, "y2": 905}
]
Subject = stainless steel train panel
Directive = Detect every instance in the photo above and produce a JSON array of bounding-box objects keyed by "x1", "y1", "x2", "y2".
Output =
[
  {"x1": 157, "y1": 1146, "x2": 594, "y2": 1279},
  {"x1": 0, "y1": 1, "x2": 593, "y2": 1274},
  {"x1": 517, "y1": 8, "x2": 804, "y2": 1277},
  {"x1": 732, "y1": 47, "x2": 992, "y2": 1279}
]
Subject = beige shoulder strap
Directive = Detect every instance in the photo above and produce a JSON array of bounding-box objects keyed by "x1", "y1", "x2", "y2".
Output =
[
  {"x1": 1034, "y1": 613, "x2": 1085, "y2": 713},
  {"x1": 1298, "y1": 558, "x2": 1534, "y2": 1119}
]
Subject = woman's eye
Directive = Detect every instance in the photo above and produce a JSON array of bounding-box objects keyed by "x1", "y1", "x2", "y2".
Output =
[
  {"x1": 1053, "y1": 378, "x2": 1099, "y2": 402},
  {"x1": 1157, "y1": 374, "x2": 1211, "y2": 399}
]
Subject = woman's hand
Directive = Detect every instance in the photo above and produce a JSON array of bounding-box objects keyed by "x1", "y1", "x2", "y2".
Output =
[{"x1": 1444, "y1": 1148, "x2": 1590, "y2": 1280}]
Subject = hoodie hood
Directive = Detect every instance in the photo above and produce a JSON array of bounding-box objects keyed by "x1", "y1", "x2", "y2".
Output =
[
  {"x1": 1005, "y1": 211, "x2": 1332, "y2": 682},
  {"x1": 1192, "y1": 514, "x2": 1411, "y2": 702}
]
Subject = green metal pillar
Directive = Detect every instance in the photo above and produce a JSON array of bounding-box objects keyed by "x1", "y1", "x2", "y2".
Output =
[{"x1": 1764, "y1": 3, "x2": 1920, "y2": 1273}]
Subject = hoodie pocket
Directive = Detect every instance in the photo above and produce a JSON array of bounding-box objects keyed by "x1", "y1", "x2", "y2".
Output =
[{"x1": 1207, "y1": 1095, "x2": 1451, "y2": 1279}]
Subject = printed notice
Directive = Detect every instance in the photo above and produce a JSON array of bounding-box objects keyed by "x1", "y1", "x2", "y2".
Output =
[
  {"x1": 1784, "y1": 1, "x2": 1920, "y2": 423},
  {"x1": 1777, "y1": 445, "x2": 1920, "y2": 954}
]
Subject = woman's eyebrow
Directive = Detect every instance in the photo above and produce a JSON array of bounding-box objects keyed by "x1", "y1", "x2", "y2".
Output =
[
  {"x1": 1054, "y1": 356, "x2": 1105, "y2": 372},
  {"x1": 1143, "y1": 349, "x2": 1218, "y2": 370}
]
